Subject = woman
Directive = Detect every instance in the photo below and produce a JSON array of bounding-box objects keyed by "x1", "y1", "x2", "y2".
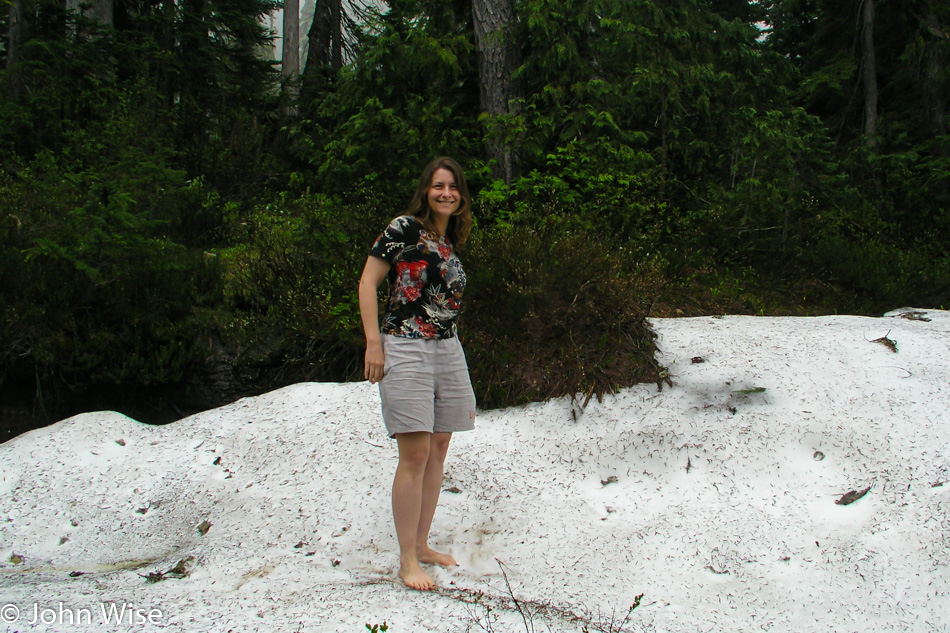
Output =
[{"x1": 358, "y1": 157, "x2": 477, "y2": 591}]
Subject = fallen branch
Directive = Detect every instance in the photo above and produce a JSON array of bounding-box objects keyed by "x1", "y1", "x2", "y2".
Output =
[{"x1": 867, "y1": 331, "x2": 898, "y2": 353}]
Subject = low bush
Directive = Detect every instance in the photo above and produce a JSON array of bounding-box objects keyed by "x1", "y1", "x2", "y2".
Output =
[{"x1": 462, "y1": 224, "x2": 665, "y2": 409}]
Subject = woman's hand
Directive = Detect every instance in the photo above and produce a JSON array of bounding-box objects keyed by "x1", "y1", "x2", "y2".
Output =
[
  {"x1": 364, "y1": 339, "x2": 385, "y2": 384},
  {"x1": 358, "y1": 255, "x2": 391, "y2": 384}
]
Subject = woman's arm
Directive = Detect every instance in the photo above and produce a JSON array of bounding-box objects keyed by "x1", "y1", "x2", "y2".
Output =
[{"x1": 358, "y1": 256, "x2": 391, "y2": 383}]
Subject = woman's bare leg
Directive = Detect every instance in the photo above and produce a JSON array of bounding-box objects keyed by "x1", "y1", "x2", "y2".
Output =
[
  {"x1": 416, "y1": 432, "x2": 457, "y2": 567},
  {"x1": 392, "y1": 432, "x2": 436, "y2": 590}
]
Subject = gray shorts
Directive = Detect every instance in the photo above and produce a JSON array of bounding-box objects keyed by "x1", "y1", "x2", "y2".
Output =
[{"x1": 379, "y1": 334, "x2": 477, "y2": 437}]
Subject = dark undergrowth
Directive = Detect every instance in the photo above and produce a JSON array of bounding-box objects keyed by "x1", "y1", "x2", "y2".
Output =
[{"x1": 1, "y1": 214, "x2": 941, "y2": 443}]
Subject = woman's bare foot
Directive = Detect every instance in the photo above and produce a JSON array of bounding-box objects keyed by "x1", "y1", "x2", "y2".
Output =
[
  {"x1": 417, "y1": 546, "x2": 458, "y2": 567},
  {"x1": 399, "y1": 559, "x2": 436, "y2": 591}
]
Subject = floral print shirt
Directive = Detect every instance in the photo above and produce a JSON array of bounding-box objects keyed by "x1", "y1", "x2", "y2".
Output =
[{"x1": 369, "y1": 216, "x2": 466, "y2": 339}]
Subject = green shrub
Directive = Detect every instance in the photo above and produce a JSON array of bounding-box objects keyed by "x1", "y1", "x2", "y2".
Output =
[
  {"x1": 462, "y1": 223, "x2": 664, "y2": 409},
  {"x1": 805, "y1": 231, "x2": 950, "y2": 310},
  {"x1": 214, "y1": 192, "x2": 398, "y2": 387},
  {"x1": 0, "y1": 151, "x2": 220, "y2": 423}
]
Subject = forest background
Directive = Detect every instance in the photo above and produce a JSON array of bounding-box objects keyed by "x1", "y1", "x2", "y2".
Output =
[{"x1": 1, "y1": 0, "x2": 948, "y2": 439}]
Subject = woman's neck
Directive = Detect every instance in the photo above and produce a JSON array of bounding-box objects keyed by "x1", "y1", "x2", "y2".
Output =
[{"x1": 433, "y1": 215, "x2": 449, "y2": 236}]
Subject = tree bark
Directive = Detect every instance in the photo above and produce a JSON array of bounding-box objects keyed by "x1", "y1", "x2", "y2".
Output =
[
  {"x1": 91, "y1": 0, "x2": 113, "y2": 26},
  {"x1": 860, "y1": 0, "x2": 879, "y2": 148},
  {"x1": 66, "y1": 0, "x2": 114, "y2": 27},
  {"x1": 7, "y1": 0, "x2": 24, "y2": 71},
  {"x1": 6, "y1": 0, "x2": 27, "y2": 107},
  {"x1": 281, "y1": 0, "x2": 300, "y2": 114},
  {"x1": 919, "y1": 5, "x2": 948, "y2": 136},
  {"x1": 301, "y1": 0, "x2": 342, "y2": 100},
  {"x1": 299, "y1": 0, "x2": 315, "y2": 64},
  {"x1": 304, "y1": 0, "x2": 342, "y2": 71},
  {"x1": 472, "y1": 0, "x2": 523, "y2": 184},
  {"x1": 282, "y1": 0, "x2": 300, "y2": 80},
  {"x1": 330, "y1": 0, "x2": 342, "y2": 71}
]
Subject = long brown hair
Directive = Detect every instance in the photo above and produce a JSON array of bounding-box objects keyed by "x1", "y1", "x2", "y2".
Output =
[{"x1": 405, "y1": 157, "x2": 473, "y2": 246}]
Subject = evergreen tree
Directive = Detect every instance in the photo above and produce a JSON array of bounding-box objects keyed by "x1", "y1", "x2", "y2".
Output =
[
  {"x1": 0, "y1": 0, "x2": 281, "y2": 425},
  {"x1": 292, "y1": 0, "x2": 481, "y2": 192},
  {"x1": 472, "y1": 0, "x2": 523, "y2": 183}
]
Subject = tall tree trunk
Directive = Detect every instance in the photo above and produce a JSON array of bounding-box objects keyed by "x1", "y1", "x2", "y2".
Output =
[
  {"x1": 860, "y1": 0, "x2": 879, "y2": 148},
  {"x1": 91, "y1": 0, "x2": 113, "y2": 26},
  {"x1": 66, "y1": 0, "x2": 114, "y2": 27},
  {"x1": 282, "y1": 0, "x2": 300, "y2": 114},
  {"x1": 299, "y1": 0, "x2": 315, "y2": 62},
  {"x1": 329, "y1": 0, "x2": 341, "y2": 71},
  {"x1": 282, "y1": 0, "x2": 300, "y2": 80},
  {"x1": 6, "y1": 0, "x2": 28, "y2": 120},
  {"x1": 301, "y1": 0, "x2": 342, "y2": 101},
  {"x1": 472, "y1": 0, "x2": 523, "y2": 184},
  {"x1": 7, "y1": 0, "x2": 24, "y2": 73},
  {"x1": 919, "y1": 6, "x2": 948, "y2": 136},
  {"x1": 303, "y1": 0, "x2": 342, "y2": 71}
]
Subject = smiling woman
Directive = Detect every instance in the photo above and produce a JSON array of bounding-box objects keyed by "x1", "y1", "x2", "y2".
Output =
[
  {"x1": 405, "y1": 157, "x2": 473, "y2": 248},
  {"x1": 427, "y1": 168, "x2": 461, "y2": 218},
  {"x1": 357, "y1": 157, "x2": 477, "y2": 591}
]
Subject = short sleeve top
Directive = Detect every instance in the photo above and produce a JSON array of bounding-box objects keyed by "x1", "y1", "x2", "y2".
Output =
[{"x1": 369, "y1": 215, "x2": 466, "y2": 339}]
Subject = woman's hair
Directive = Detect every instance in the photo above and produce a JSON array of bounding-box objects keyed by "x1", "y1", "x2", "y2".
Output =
[{"x1": 405, "y1": 156, "x2": 473, "y2": 246}]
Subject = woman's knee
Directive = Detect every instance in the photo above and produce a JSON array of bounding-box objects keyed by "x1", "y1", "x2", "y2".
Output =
[
  {"x1": 396, "y1": 433, "x2": 431, "y2": 471},
  {"x1": 429, "y1": 432, "x2": 452, "y2": 462}
]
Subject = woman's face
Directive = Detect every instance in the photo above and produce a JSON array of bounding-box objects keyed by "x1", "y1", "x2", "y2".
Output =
[{"x1": 427, "y1": 167, "x2": 460, "y2": 220}]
